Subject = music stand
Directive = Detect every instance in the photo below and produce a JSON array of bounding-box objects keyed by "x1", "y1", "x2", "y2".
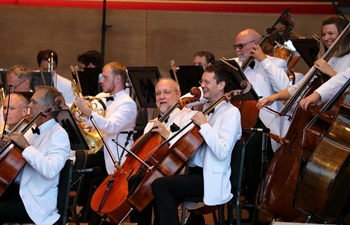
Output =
[
  {"x1": 169, "y1": 65, "x2": 204, "y2": 95},
  {"x1": 30, "y1": 70, "x2": 53, "y2": 90},
  {"x1": 292, "y1": 38, "x2": 319, "y2": 68},
  {"x1": 72, "y1": 68, "x2": 102, "y2": 96},
  {"x1": 127, "y1": 67, "x2": 160, "y2": 108},
  {"x1": 56, "y1": 108, "x2": 89, "y2": 150},
  {"x1": 218, "y1": 60, "x2": 259, "y2": 102}
]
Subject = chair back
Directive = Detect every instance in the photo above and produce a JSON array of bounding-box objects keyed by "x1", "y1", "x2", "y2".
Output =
[
  {"x1": 56, "y1": 159, "x2": 73, "y2": 225},
  {"x1": 71, "y1": 150, "x2": 88, "y2": 191}
]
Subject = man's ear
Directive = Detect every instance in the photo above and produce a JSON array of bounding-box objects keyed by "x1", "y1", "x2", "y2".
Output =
[{"x1": 22, "y1": 107, "x2": 28, "y2": 118}]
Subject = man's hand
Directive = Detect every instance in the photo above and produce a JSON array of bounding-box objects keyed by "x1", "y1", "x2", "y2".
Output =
[{"x1": 151, "y1": 119, "x2": 170, "y2": 139}]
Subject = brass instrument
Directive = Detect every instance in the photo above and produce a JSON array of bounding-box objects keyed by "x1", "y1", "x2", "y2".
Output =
[{"x1": 69, "y1": 65, "x2": 108, "y2": 154}]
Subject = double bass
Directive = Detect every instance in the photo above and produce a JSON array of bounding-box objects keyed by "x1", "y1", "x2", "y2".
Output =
[
  {"x1": 295, "y1": 79, "x2": 350, "y2": 222},
  {"x1": 258, "y1": 21, "x2": 350, "y2": 221}
]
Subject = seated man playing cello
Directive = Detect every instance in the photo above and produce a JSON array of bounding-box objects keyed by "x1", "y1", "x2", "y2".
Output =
[
  {"x1": 0, "y1": 86, "x2": 71, "y2": 224},
  {"x1": 127, "y1": 77, "x2": 199, "y2": 225}
]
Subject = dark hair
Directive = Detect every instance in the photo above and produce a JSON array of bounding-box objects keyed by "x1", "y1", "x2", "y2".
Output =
[
  {"x1": 318, "y1": 15, "x2": 350, "y2": 58},
  {"x1": 194, "y1": 51, "x2": 215, "y2": 65},
  {"x1": 204, "y1": 64, "x2": 233, "y2": 93},
  {"x1": 37, "y1": 49, "x2": 58, "y2": 67},
  {"x1": 77, "y1": 50, "x2": 103, "y2": 68}
]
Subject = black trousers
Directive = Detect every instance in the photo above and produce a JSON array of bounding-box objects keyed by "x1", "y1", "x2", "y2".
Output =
[
  {"x1": 151, "y1": 167, "x2": 204, "y2": 225},
  {"x1": 0, "y1": 183, "x2": 32, "y2": 224}
]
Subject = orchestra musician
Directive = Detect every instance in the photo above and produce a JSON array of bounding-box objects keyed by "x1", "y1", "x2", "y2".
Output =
[
  {"x1": 77, "y1": 50, "x2": 103, "y2": 71},
  {"x1": 37, "y1": 49, "x2": 75, "y2": 105},
  {"x1": 0, "y1": 65, "x2": 32, "y2": 125},
  {"x1": 231, "y1": 28, "x2": 290, "y2": 208},
  {"x1": 257, "y1": 15, "x2": 350, "y2": 109},
  {"x1": 74, "y1": 61, "x2": 137, "y2": 222},
  {"x1": 193, "y1": 51, "x2": 215, "y2": 68},
  {"x1": 125, "y1": 77, "x2": 198, "y2": 225},
  {"x1": 151, "y1": 64, "x2": 242, "y2": 225},
  {"x1": 0, "y1": 86, "x2": 71, "y2": 224}
]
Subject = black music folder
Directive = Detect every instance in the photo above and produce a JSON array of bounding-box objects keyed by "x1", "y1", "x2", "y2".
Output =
[
  {"x1": 169, "y1": 65, "x2": 204, "y2": 95},
  {"x1": 217, "y1": 59, "x2": 259, "y2": 102},
  {"x1": 127, "y1": 66, "x2": 160, "y2": 108},
  {"x1": 71, "y1": 68, "x2": 102, "y2": 96},
  {"x1": 292, "y1": 38, "x2": 319, "y2": 68},
  {"x1": 56, "y1": 108, "x2": 89, "y2": 150}
]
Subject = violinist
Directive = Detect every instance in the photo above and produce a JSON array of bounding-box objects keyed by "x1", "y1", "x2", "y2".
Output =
[
  {"x1": 74, "y1": 61, "x2": 137, "y2": 222},
  {"x1": 151, "y1": 65, "x2": 242, "y2": 225},
  {"x1": 232, "y1": 28, "x2": 289, "y2": 209},
  {"x1": 258, "y1": 15, "x2": 350, "y2": 110},
  {"x1": 0, "y1": 86, "x2": 71, "y2": 224},
  {"x1": 299, "y1": 67, "x2": 350, "y2": 111},
  {"x1": 125, "y1": 77, "x2": 198, "y2": 225}
]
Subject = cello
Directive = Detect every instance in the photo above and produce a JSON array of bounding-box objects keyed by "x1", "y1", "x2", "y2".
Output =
[
  {"x1": 294, "y1": 79, "x2": 350, "y2": 222},
  {"x1": 257, "y1": 21, "x2": 350, "y2": 221},
  {"x1": 0, "y1": 112, "x2": 43, "y2": 197},
  {"x1": 90, "y1": 89, "x2": 202, "y2": 223}
]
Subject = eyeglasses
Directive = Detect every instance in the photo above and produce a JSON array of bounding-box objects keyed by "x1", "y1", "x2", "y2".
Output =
[
  {"x1": 233, "y1": 40, "x2": 255, "y2": 50},
  {"x1": 154, "y1": 90, "x2": 178, "y2": 97},
  {"x1": 199, "y1": 79, "x2": 213, "y2": 86}
]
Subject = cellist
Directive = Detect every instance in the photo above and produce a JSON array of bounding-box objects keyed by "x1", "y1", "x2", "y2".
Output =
[
  {"x1": 151, "y1": 65, "x2": 242, "y2": 225},
  {"x1": 127, "y1": 77, "x2": 198, "y2": 225},
  {"x1": 0, "y1": 86, "x2": 70, "y2": 224}
]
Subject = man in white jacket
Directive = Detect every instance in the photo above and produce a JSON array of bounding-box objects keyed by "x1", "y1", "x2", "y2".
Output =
[
  {"x1": 0, "y1": 86, "x2": 70, "y2": 224},
  {"x1": 152, "y1": 64, "x2": 242, "y2": 225}
]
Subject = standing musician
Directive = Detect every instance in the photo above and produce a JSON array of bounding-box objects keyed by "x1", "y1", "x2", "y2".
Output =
[
  {"x1": 232, "y1": 28, "x2": 289, "y2": 207},
  {"x1": 37, "y1": 49, "x2": 75, "y2": 105},
  {"x1": 74, "y1": 61, "x2": 137, "y2": 222},
  {"x1": 299, "y1": 66, "x2": 350, "y2": 110},
  {"x1": 258, "y1": 15, "x2": 350, "y2": 109},
  {"x1": 124, "y1": 77, "x2": 198, "y2": 225},
  {"x1": 0, "y1": 65, "x2": 32, "y2": 125},
  {"x1": 151, "y1": 64, "x2": 242, "y2": 225},
  {"x1": 0, "y1": 86, "x2": 71, "y2": 224}
]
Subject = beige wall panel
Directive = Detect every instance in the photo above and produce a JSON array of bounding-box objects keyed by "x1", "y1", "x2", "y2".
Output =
[{"x1": 0, "y1": 5, "x2": 347, "y2": 85}]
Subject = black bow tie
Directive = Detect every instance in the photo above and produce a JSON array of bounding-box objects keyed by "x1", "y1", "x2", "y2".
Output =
[
  {"x1": 170, "y1": 123, "x2": 180, "y2": 132},
  {"x1": 158, "y1": 114, "x2": 169, "y2": 123},
  {"x1": 105, "y1": 96, "x2": 114, "y2": 102},
  {"x1": 31, "y1": 127, "x2": 40, "y2": 135},
  {"x1": 249, "y1": 60, "x2": 255, "y2": 69}
]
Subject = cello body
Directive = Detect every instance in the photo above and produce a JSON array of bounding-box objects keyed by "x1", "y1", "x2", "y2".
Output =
[
  {"x1": 295, "y1": 95, "x2": 350, "y2": 222},
  {"x1": 0, "y1": 147, "x2": 26, "y2": 197},
  {"x1": 128, "y1": 125, "x2": 203, "y2": 211},
  {"x1": 90, "y1": 133, "x2": 168, "y2": 223}
]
